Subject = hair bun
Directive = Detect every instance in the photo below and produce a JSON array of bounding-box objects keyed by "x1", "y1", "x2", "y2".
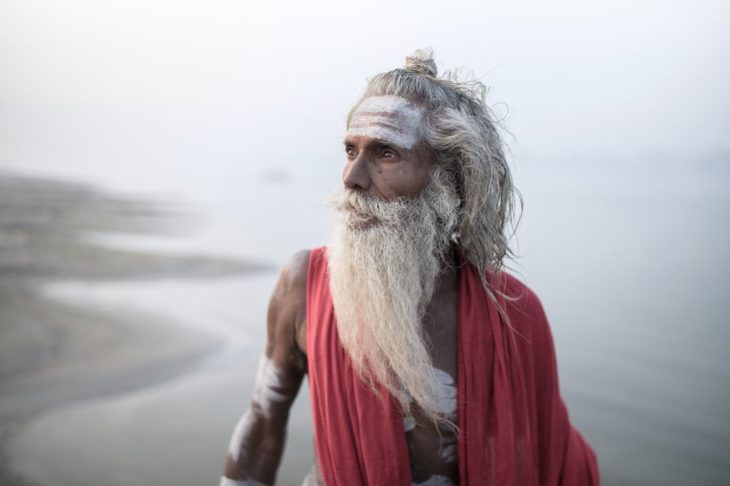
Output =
[{"x1": 405, "y1": 48, "x2": 438, "y2": 77}]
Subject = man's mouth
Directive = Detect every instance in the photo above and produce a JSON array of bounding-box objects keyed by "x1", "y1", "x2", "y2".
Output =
[{"x1": 344, "y1": 207, "x2": 379, "y2": 229}]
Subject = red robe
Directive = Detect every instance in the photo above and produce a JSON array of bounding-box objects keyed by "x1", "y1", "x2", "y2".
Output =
[{"x1": 306, "y1": 247, "x2": 599, "y2": 485}]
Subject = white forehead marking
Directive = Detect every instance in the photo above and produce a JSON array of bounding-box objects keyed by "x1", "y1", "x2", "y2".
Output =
[
  {"x1": 431, "y1": 367, "x2": 457, "y2": 418},
  {"x1": 252, "y1": 356, "x2": 290, "y2": 416},
  {"x1": 413, "y1": 475, "x2": 455, "y2": 486},
  {"x1": 219, "y1": 477, "x2": 266, "y2": 486},
  {"x1": 355, "y1": 95, "x2": 414, "y2": 113},
  {"x1": 347, "y1": 95, "x2": 423, "y2": 150}
]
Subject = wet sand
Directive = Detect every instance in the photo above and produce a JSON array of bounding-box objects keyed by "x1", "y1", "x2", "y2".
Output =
[
  {"x1": 0, "y1": 284, "x2": 220, "y2": 421},
  {"x1": 3, "y1": 276, "x2": 315, "y2": 486},
  {"x1": 0, "y1": 173, "x2": 282, "y2": 485},
  {"x1": 0, "y1": 284, "x2": 222, "y2": 485}
]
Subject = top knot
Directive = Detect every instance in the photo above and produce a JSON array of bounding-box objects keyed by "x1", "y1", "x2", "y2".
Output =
[{"x1": 405, "y1": 48, "x2": 438, "y2": 77}]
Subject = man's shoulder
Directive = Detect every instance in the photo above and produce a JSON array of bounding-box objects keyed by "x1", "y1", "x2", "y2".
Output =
[
  {"x1": 278, "y1": 246, "x2": 331, "y2": 298},
  {"x1": 270, "y1": 249, "x2": 312, "y2": 305},
  {"x1": 286, "y1": 248, "x2": 313, "y2": 277},
  {"x1": 271, "y1": 250, "x2": 315, "y2": 355},
  {"x1": 282, "y1": 246, "x2": 328, "y2": 282}
]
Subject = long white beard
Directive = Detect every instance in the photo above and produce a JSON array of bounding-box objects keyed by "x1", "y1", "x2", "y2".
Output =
[{"x1": 328, "y1": 168, "x2": 460, "y2": 423}]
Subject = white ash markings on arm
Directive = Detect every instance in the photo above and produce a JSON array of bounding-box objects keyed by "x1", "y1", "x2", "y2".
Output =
[
  {"x1": 226, "y1": 410, "x2": 256, "y2": 463},
  {"x1": 226, "y1": 356, "x2": 294, "y2": 463},
  {"x1": 219, "y1": 476, "x2": 267, "y2": 486},
  {"x1": 252, "y1": 356, "x2": 292, "y2": 416}
]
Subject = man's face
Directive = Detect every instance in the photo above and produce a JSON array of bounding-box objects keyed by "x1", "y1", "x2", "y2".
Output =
[{"x1": 343, "y1": 96, "x2": 436, "y2": 201}]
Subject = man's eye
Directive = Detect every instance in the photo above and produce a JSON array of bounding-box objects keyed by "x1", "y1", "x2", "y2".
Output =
[
  {"x1": 381, "y1": 149, "x2": 397, "y2": 159},
  {"x1": 345, "y1": 147, "x2": 356, "y2": 158}
]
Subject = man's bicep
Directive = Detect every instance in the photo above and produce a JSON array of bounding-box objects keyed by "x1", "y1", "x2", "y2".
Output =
[{"x1": 263, "y1": 250, "x2": 310, "y2": 400}]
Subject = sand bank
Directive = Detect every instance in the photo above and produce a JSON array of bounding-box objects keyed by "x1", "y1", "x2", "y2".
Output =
[
  {"x1": 0, "y1": 173, "x2": 280, "y2": 485},
  {"x1": 3, "y1": 275, "x2": 315, "y2": 486}
]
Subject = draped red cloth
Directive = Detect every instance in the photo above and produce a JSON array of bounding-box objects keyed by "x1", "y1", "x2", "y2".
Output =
[{"x1": 306, "y1": 247, "x2": 599, "y2": 485}]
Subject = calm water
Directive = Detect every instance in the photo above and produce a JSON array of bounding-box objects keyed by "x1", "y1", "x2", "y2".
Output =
[
  {"x1": 516, "y1": 162, "x2": 730, "y2": 485},
  {"x1": 5, "y1": 157, "x2": 730, "y2": 486}
]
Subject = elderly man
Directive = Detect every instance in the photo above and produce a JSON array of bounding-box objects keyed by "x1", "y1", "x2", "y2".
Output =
[{"x1": 220, "y1": 50, "x2": 599, "y2": 486}]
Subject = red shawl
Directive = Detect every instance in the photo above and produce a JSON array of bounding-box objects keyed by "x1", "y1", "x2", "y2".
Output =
[{"x1": 306, "y1": 247, "x2": 599, "y2": 485}]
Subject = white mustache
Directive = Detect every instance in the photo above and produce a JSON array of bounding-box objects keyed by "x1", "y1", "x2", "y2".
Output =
[{"x1": 330, "y1": 190, "x2": 415, "y2": 225}]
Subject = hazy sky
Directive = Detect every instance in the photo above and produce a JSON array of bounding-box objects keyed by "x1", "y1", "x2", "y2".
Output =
[{"x1": 1, "y1": 0, "x2": 729, "y2": 192}]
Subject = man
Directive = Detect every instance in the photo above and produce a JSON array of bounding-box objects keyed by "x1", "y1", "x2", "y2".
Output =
[{"x1": 220, "y1": 49, "x2": 599, "y2": 486}]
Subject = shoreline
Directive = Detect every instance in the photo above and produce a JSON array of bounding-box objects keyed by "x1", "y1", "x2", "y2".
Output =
[
  {"x1": 0, "y1": 281, "x2": 224, "y2": 485},
  {"x1": 0, "y1": 172, "x2": 274, "y2": 485},
  {"x1": 1, "y1": 272, "x2": 318, "y2": 486}
]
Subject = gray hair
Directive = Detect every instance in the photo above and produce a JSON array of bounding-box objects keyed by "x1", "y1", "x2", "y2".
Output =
[{"x1": 347, "y1": 48, "x2": 520, "y2": 286}]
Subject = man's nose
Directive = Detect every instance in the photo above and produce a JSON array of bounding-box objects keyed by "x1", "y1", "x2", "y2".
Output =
[{"x1": 343, "y1": 155, "x2": 371, "y2": 191}]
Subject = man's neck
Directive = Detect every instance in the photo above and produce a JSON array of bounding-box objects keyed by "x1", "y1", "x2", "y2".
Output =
[{"x1": 433, "y1": 245, "x2": 459, "y2": 297}]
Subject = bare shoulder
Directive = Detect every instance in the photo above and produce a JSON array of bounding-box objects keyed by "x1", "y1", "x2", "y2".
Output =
[
  {"x1": 267, "y1": 250, "x2": 311, "y2": 361},
  {"x1": 286, "y1": 249, "x2": 311, "y2": 293}
]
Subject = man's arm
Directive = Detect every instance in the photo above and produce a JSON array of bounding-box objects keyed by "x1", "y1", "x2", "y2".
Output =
[{"x1": 221, "y1": 250, "x2": 310, "y2": 486}]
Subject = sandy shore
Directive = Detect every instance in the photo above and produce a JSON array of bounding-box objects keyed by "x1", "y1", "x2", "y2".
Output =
[
  {"x1": 4, "y1": 276, "x2": 315, "y2": 486},
  {"x1": 0, "y1": 173, "x2": 284, "y2": 485},
  {"x1": 0, "y1": 284, "x2": 222, "y2": 485}
]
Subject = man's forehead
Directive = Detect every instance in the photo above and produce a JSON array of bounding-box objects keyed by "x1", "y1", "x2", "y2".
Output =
[
  {"x1": 353, "y1": 95, "x2": 419, "y2": 114},
  {"x1": 347, "y1": 95, "x2": 424, "y2": 149}
]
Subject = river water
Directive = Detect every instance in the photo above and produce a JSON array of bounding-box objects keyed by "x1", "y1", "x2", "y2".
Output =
[{"x1": 3, "y1": 154, "x2": 729, "y2": 485}]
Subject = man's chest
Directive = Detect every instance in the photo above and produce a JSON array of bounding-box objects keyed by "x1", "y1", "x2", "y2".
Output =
[
  {"x1": 405, "y1": 288, "x2": 461, "y2": 484},
  {"x1": 422, "y1": 287, "x2": 459, "y2": 385}
]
